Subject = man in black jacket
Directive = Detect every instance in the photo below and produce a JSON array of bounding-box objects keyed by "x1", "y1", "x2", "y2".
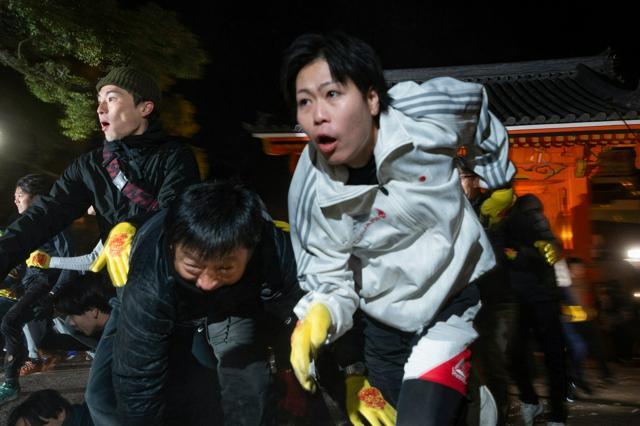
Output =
[
  {"x1": 0, "y1": 66, "x2": 199, "y2": 283},
  {"x1": 113, "y1": 181, "x2": 302, "y2": 425},
  {"x1": 499, "y1": 193, "x2": 567, "y2": 426},
  {"x1": 0, "y1": 67, "x2": 199, "y2": 421},
  {"x1": 457, "y1": 163, "x2": 516, "y2": 426}
]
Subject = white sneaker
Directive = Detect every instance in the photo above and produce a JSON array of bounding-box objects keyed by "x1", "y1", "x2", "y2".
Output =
[{"x1": 521, "y1": 402, "x2": 544, "y2": 426}]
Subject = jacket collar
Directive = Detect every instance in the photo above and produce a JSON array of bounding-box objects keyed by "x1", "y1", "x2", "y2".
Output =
[
  {"x1": 103, "y1": 118, "x2": 166, "y2": 149},
  {"x1": 313, "y1": 107, "x2": 414, "y2": 208},
  {"x1": 102, "y1": 119, "x2": 166, "y2": 180}
]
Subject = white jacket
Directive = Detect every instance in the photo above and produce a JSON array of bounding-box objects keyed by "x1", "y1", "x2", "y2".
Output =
[{"x1": 289, "y1": 77, "x2": 516, "y2": 342}]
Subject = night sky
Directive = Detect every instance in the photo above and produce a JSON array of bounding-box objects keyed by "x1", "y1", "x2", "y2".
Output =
[
  {"x1": 1, "y1": 1, "x2": 637, "y2": 220},
  {"x1": 168, "y1": 1, "x2": 637, "y2": 123}
]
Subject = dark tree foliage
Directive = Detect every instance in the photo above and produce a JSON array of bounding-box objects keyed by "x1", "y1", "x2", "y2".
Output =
[{"x1": 0, "y1": 0, "x2": 208, "y2": 140}]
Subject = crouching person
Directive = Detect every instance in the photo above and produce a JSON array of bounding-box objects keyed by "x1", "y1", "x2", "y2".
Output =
[
  {"x1": 54, "y1": 272, "x2": 114, "y2": 348},
  {"x1": 113, "y1": 180, "x2": 302, "y2": 425}
]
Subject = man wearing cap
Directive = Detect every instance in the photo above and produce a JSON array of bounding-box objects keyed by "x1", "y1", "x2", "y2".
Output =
[
  {"x1": 0, "y1": 67, "x2": 199, "y2": 281},
  {"x1": 0, "y1": 67, "x2": 199, "y2": 419}
]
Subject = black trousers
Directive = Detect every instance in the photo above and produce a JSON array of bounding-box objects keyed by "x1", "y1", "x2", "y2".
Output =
[
  {"x1": 1, "y1": 279, "x2": 50, "y2": 385},
  {"x1": 364, "y1": 283, "x2": 481, "y2": 426},
  {"x1": 206, "y1": 315, "x2": 274, "y2": 425},
  {"x1": 509, "y1": 298, "x2": 567, "y2": 423},
  {"x1": 471, "y1": 301, "x2": 518, "y2": 426}
]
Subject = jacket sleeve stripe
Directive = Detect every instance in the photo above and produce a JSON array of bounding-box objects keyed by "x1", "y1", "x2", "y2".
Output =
[
  {"x1": 400, "y1": 106, "x2": 482, "y2": 118},
  {"x1": 294, "y1": 171, "x2": 317, "y2": 274},
  {"x1": 299, "y1": 175, "x2": 316, "y2": 252},
  {"x1": 393, "y1": 91, "x2": 482, "y2": 117},
  {"x1": 464, "y1": 87, "x2": 515, "y2": 188},
  {"x1": 392, "y1": 90, "x2": 482, "y2": 106},
  {"x1": 393, "y1": 97, "x2": 482, "y2": 110}
]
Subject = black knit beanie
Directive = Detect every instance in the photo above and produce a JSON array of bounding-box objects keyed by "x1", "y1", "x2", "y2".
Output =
[{"x1": 96, "y1": 67, "x2": 161, "y2": 105}]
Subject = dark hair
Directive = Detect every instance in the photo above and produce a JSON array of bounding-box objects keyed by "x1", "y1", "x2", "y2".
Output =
[
  {"x1": 55, "y1": 272, "x2": 114, "y2": 316},
  {"x1": 6, "y1": 389, "x2": 71, "y2": 426},
  {"x1": 166, "y1": 180, "x2": 264, "y2": 260},
  {"x1": 281, "y1": 31, "x2": 391, "y2": 115},
  {"x1": 15, "y1": 174, "x2": 50, "y2": 196}
]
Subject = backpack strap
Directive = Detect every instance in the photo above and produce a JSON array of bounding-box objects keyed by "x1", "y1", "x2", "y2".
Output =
[{"x1": 102, "y1": 143, "x2": 159, "y2": 211}]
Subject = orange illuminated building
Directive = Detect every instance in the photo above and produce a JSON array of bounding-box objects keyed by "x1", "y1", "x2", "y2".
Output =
[{"x1": 250, "y1": 51, "x2": 640, "y2": 260}]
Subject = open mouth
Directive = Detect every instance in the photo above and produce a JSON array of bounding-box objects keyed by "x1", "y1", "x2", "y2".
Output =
[
  {"x1": 100, "y1": 121, "x2": 110, "y2": 132},
  {"x1": 315, "y1": 135, "x2": 338, "y2": 156},
  {"x1": 317, "y1": 135, "x2": 336, "y2": 145}
]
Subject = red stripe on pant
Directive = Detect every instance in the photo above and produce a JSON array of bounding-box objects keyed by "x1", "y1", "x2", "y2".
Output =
[{"x1": 417, "y1": 348, "x2": 471, "y2": 395}]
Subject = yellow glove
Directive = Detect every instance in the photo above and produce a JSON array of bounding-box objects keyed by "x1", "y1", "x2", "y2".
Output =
[
  {"x1": 290, "y1": 303, "x2": 332, "y2": 392},
  {"x1": 480, "y1": 188, "x2": 516, "y2": 226},
  {"x1": 534, "y1": 240, "x2": 559, "y2": 265},
  {"x1": 90, "y1": 222, "x2": 136, "y2": 287},
  {"x1": 346, "y1": 375, "x2": 397, "y2": 426},
  {"x1": 273, "y1": 220, "x2": 290, "y2": 233},
  {"x1": 26, "y1": 250, "x2": 51, "y2": 269},
  {"x1": 561, "y1": 305, "x2": 588, "y2": 322}
]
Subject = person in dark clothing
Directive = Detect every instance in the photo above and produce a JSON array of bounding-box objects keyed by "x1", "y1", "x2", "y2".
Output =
[
  {"x1": 457, "y1": 163, "x2": 517, "y2": 426},
  {"x1": 112, "y1": 180, "x2": 303, "y2": 425},
  {"x1": 6, "y1": 389, "x2": 93, "y2": 426},
  {"x1": 0, "y1": 66, "x2": 199, "y2": 421},
  {"x1": 0, "y1": 66, "x2": 200, "y2": 287},
  {"x1": 564, "y1": 258, "x2": 612, "y2": 386},
  {"x1": 54, "y1": 272, "x2": 114, "y2": 342},
  {"x1": 0, "y1": 251, "x2": 21, "y2": 351},
  {"x1": 498, "y1": 193, "x2": 567, "y2": 426},
  {"x1": 0, "y1": 174, "x2": 76, "y2": 405}
]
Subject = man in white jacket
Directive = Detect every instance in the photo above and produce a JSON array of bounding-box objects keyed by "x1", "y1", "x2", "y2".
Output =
[{"x1": 282, "y1": 32, "x2": 515, "y2": 425}]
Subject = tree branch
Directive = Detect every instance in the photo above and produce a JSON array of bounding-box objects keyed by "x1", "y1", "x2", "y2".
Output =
[
  {"x1": 17, "y1": 36, "x2": 32, "y2": 59},
  {"x1": 0, "y1": 47, "x2": 28, "y2": 74},
  {"x1": 0, "y1": 48, "x2": 90, "y2": 92}
]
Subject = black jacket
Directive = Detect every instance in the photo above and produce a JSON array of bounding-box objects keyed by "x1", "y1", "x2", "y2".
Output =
[
  {"x1": 112, "y1": 210, "x2": 302, "y2": 425},
  {"x1": 0, "y1": 122, "x2": 199, "y2": 278},
  {"x1": 1, "y1": 225, "x2": 74, "y2": 297},
  {"x1": 501, "y1": 194, "x2": 560, "y2": 301},
  {"x1": 27, "y1": 229, "x2": 75, "y2": 296}
]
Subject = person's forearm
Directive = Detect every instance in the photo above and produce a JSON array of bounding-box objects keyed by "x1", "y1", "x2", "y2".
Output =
[{"x1": 49, "y1": 241, "x2": 102, "y2": 271}]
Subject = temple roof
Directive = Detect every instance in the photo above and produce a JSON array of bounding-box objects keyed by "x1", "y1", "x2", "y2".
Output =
[{"x1": 384, "y1": 51, "x2": 640, "y2": 126}]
